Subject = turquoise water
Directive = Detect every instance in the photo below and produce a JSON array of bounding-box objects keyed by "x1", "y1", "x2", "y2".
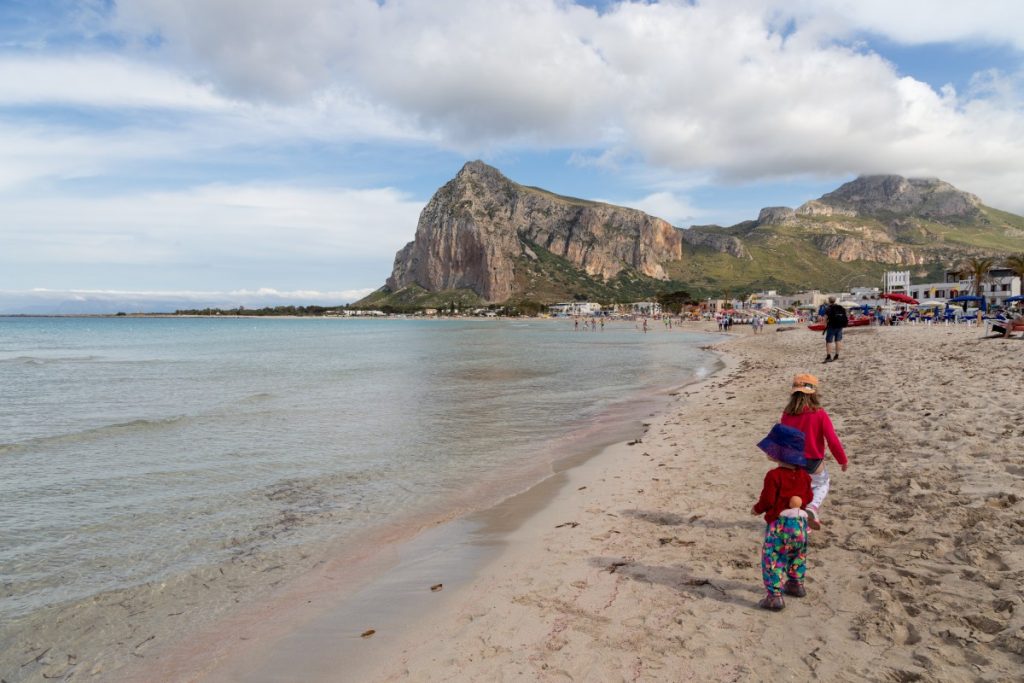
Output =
[{"x1": 0, "y1": 316, "x2": 718, "y2": 621}]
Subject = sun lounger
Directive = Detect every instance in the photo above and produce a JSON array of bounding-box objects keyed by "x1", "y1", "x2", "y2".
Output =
[{"x1": 985, "y1": 318, "x2": 1024, "y2": 338}]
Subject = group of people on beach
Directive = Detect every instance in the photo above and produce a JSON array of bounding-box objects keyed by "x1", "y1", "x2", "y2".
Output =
[
  {"x1": 573, "y1": 317, "x2": 604, "y2": 331},
  {"x1": 750, "y1": 372, "x2": 848, "y2": 611}
]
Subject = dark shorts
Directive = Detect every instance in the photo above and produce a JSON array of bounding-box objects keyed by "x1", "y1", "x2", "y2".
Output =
[{"x1": 825, "y1": 327, "x2": 844, "y2": 343}]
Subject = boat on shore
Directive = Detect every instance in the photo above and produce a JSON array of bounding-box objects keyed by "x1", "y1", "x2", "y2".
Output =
[{"x1": 806, "y1": 315, "x2": 872, "y2": 331}]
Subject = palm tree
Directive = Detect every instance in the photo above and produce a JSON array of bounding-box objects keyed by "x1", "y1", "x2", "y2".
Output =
[
  {"x1": 1006, "y1": 253, "x2": 1024, "y2": 282},
  {"x1": 963, "y1": 256, "x2": 995, "y2": 307}
]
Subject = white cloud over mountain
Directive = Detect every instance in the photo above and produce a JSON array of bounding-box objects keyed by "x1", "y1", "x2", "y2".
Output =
[
  {"x1": 1, "y1": 0, "x2": 1023, "y2": 309},
  {"x1": 95, "y1": 1, "x2": 1024, "y2": 205}
]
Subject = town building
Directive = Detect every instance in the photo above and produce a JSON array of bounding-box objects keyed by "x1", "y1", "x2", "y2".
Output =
[
  {"x1": 883, "y1": 268, "x2": 1021, "y2": 308},
  {"x1": 548, "y1": 301, "x2": 603, "y2": 316},
  {"x1": 629, "y1": 301, "x2": 662, "y2": 316}
]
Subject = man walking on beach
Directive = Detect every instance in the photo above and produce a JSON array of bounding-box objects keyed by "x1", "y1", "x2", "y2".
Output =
[{"x1": 823, "y1": 296, "x2": 848, "y2": 363}]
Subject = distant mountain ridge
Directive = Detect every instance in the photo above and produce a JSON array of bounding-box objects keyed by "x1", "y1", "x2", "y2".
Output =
[{"x1": 361, "y1": 163, "x2": 1024, "y2": 307}]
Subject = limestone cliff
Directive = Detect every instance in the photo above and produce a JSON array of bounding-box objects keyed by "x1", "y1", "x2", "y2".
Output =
[
  {"x1": 366, "y1": 166, "x2": 1024, "y2": 306},
  {"x1": 386, "y1": 161, "x2": 683, "y2": 302},
  {"x1": 679, "y1": 227, "x2": 751, "y2": 259}
]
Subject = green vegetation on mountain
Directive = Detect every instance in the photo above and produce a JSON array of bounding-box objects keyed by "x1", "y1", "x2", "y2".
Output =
[{"x1": 359, "y1": 165, "x2": 1024, "y2": 309}]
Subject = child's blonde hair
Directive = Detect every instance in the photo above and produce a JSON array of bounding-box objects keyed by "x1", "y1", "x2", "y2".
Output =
[{"x1": 783, "y1": 391, "x2": 822, "y2": 416}]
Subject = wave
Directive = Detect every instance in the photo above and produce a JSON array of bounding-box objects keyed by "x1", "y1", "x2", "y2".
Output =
[
  {"x1": 0, "y1": 355, "x2": 172, "y2": 367},
  {"x1": 0, "y1": 355, "x2": 105, "y2": 365},
  {"x1": 0, "y1": 415, "x2": 192, "y2": 456},
  {"x1": 237, "y1": 392, "x2": 274, "y2": 404}
]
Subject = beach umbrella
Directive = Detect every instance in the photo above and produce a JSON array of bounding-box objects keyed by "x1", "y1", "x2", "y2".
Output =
[
  {"x1": 1004, "y1": 295, "x2": 1024, "y2": 304},
  {"x1": 947, "y1": 294, "x2": 987, "y2": 313},
  {"x1": 881, "y1": 292, "x2": 919, "y2": 305}
]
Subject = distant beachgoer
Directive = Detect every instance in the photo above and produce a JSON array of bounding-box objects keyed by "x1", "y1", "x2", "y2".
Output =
[
  {"x1": 823, "y1": 296, "x2": 848, "y2": 363},
  {"x1": 751, "y1": 424, "x2": 814, "y2": 611},
  {"x1": 780, "y1": 374, "x2": 848, "y2": 529},
  {"x1": 574, "y1": 318, "x2": 579, "y2": 331},
  {"x1": 642, "y1": 318, "x2": 648, "y2": 333},
  {"x1": 600, "y1": 318, "x2": 605, "y2": 330}
]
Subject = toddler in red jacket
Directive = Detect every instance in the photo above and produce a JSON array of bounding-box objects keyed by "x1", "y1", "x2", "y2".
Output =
[{"x1": 751, "y1": 423, "x2": 813, "y2": 611}]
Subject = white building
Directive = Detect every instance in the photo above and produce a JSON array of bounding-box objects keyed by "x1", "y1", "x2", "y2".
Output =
[
  {"x1": 630, "y1": 301, "x2": 662, "y2": 316},
  {"x1": 548, "y1": 301, "x2": 603, "y2": 316},
  {"x1": 884, "y1": 268, "x2": 1021, "y2": 308},
  {"x1": 747, "y1": 291, "x2": 778, "y2": 310},
  {"x1": 884, "y1": 270, "x2": 911, "y2": 294}
]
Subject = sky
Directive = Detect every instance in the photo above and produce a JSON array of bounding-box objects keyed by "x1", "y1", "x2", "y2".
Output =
[{"x1": 1, "y1": 0, "x2": 1023, "y2": 312}]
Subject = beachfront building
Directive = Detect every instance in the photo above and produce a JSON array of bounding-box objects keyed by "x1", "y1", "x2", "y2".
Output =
[
  {"x1": 780, "y1": 290, "x2": 829, "y2": 308},
  {"x1": 548, "y1": 301, "x2": 603, "y2": 317},
  {"x1": 883, "y1": 268, "x2": 1022, "y2": 308},
  {"x1": 884, "y1": 270, "x2": 912, "y2": 294},
  {"x1": 747, "y1": 291, "x2": 778, "y2": 310},
  {"x1": 850, "y1": 286, "x2": 882, "y2": 300},
  {"x1": 940, "y1": 267, "x2": 1021, "y2": 308},
  {"x1": 629, "y1": 301, "x2": 662, "y2": 316}
]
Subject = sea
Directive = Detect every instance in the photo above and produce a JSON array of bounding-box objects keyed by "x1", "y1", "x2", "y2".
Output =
[{"x1": 0, "y1": 316, "x2": 720, "y2": 627}]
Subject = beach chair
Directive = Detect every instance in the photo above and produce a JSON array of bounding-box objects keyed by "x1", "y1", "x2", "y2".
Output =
[{"x1": 985, "y1": 318, "x2": 1024, "y2": 338}]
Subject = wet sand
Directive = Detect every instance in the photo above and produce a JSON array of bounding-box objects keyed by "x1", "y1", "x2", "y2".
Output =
[
  {"x1": 2, "y1": 322, "x2": 716, "y2": 683},
  {"x1": 8, "y1": 321, "x2": 1024, "y2": 682},
  {"x1": 357, "y1": 322, "x2": 1024, "y2": 682}
]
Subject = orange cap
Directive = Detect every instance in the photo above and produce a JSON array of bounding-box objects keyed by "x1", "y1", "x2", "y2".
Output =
[{"x1": 791, "y1": 373, "x2": 818, "y2": 394}]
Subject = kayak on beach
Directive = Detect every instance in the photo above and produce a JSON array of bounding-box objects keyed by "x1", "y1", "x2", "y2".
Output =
[{"x1": 806, "y1": 316, "x2": 872, "y2": 331}]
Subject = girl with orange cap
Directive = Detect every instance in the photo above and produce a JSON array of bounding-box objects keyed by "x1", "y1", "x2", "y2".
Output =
[{"x1": 779, "y1": 374, "x2": 849, "y2": 527}]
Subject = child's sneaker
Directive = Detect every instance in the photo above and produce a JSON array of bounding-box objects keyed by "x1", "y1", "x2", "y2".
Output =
[
  {"x1": 758, "y1": 594, "x2": 785, "y2": 611},
  {"x1": 806, "y1": 507, "x2": 822, "y2": 530},
  {"x1": 783, "y1": 580, "x2": 806, "y2": 598}
]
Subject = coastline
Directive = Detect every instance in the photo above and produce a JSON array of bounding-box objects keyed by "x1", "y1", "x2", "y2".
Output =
[
  {"x1": 9, "y1": 321, "x2": 1022, "y2": 681},
  {"x1": 2, "y1": 321, "x2": 722, "y2": 683},
  {"x1": 353, "y1": 322, "x2": 1023, "y2": 681},
  {"x1": 139, "y1": 332, "x2": 729, "y2": 683}
]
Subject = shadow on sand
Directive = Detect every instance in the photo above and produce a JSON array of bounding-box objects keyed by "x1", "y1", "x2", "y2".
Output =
[
  {"x1": 621, "y1": 509, "x2": 763, "y2": 531},
  {"x1": 589, "y1": 556, "x2": 760, "y2": 607}
]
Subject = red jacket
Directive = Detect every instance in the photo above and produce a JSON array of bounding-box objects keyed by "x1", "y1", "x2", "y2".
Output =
[
  {"x1": 753, "y1": 466, "x2": 814, "y2": 523},
  {"x1": 780, "y1": 408, "x2": 847, "y2": 466}
]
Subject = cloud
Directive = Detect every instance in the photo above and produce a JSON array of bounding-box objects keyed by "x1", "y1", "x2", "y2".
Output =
[
  {"x1": 0, "y1": 182, "x2": 423, "y2": 286},
  {"x1": 0, "y1": 287, "x2": 376, "y2": 314},
  {"x1": 4, "y1": 0, "x2": 1024, "y2": 304},
  {"x1": 599, "y1": 191, "x2": 701, "y2": 226},
  {"x1": 788, "y1": 0, "x2": 1024, "y2": 50},
  {"x1": 0, "y1": 55, "x2": 229, "y2": 110},
  {"x1": 88, "y1": 1, "x2": 1024, "y2": 214}
]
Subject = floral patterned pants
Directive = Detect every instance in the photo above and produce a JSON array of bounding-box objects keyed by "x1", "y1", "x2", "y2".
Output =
[{"x1": 761, "y1": 516, "x2": 808, "y2": 596}]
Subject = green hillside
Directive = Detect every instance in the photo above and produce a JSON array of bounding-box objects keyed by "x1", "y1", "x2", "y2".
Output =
[{"x1": 361, "y1": 171, "x2": 1024, "y2": 309}]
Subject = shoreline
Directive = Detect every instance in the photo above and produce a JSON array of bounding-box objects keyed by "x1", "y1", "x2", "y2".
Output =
[
  {"x1": 11, "y1": 322, "x2": 1021, "y2": 681},
  {"x1": 111, "y1": 326, "x2": 725, "y2": 683},
  {"x1": 1, "y1": 322, "x2": 723, "y2": 683},
  {"x1": 355, "y1": 323, "x2": 1023, "y2": 681},
  {"x1": 165, "y1": 344, "x2": 731, "y2": 683}
]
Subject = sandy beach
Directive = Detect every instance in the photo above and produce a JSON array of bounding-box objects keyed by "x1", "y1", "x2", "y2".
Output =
[
  {"x1": 353, "y1": 322, "x2": 1023, "y2": 682},
  {"x1": 7, "y1": 321, "x2": 1023, "y2": 682}
]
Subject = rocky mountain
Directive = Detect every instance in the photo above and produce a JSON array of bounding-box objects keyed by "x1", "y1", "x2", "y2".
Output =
[
  {"x1": 362, "y1": 165, "x2": 1024, "y2": 308},
  {"x1": 384, "y1": 161, "x2": 682, "y2": 303}
]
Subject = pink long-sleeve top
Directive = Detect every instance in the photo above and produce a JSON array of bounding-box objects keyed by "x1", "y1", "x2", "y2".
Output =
[{"x1": 780, "y1": 408, "x2": 848, "y2": 466}]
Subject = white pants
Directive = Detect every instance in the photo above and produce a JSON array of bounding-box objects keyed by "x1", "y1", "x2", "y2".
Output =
[{"x1": 809, "y1": 466, "x2": 831, "y2": 511}]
